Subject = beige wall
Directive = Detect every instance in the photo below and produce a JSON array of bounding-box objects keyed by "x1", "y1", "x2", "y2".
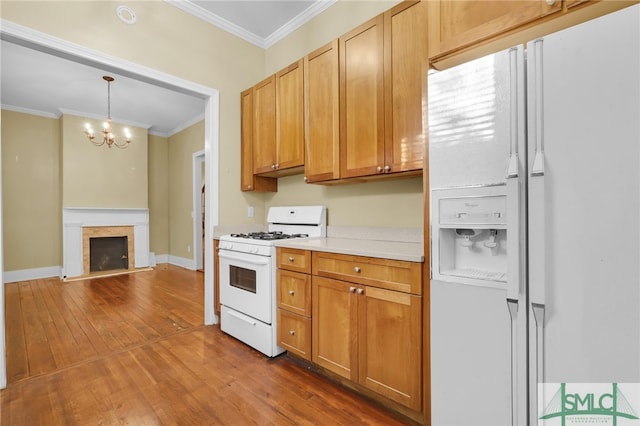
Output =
[
  {"x1": 168, "y1": 121, "x2": 204, "y2": 260},
  {"x1": 1, "y1": 110, "x2": 61, "y2": 271},
  {"x1": 61, "y1": 114, "x2": 148, "y2": 208},
  {"x1": 148, "y1": 134, "x2": 169, "y2": 256}
]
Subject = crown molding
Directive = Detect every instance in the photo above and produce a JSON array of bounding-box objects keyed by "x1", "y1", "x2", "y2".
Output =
[
  {"x1": 264, "y1": 0, "x2": 337, "y2": 48},
  {"x1": 165, "y1": 0, "x2": 267, "y2": 48},
  {"x1": 1, "y1": 104, "x2": 61, "y2": 119},
  {"x1": 165, "y1": 0, "x2": 337, "y2": 49}
]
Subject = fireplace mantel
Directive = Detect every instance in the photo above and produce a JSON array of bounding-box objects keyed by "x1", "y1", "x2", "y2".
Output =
[{"x1": 62, "y1": 208, "x2": 150, "y2": 278}]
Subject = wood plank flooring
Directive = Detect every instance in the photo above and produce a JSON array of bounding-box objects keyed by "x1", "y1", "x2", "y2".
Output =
[{"x1": 1, "y1": 265, "x2": 412, "y2": 425}]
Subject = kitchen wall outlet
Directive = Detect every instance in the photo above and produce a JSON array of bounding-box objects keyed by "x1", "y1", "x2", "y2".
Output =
[{"x1": 247, "y1": 206, "x2": 255, "y2": 218}]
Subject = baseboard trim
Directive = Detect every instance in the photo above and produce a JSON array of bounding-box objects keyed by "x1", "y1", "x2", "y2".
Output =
[
  {"x1": 3, "y1": 266, "x2": 62, "y2": 283},
  {"x1": 3, "y1": 255, "x2": 196, "y2": 283}
]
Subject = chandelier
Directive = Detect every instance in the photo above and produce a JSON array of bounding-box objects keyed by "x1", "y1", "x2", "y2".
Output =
[{"x1": 84, "y1": 76, "x2": 132, "y2": 149}]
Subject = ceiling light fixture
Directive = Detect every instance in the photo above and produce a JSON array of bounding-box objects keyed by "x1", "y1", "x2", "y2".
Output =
[{"x1": 84, "y1": 76, "x2": 131, "y2": 149}]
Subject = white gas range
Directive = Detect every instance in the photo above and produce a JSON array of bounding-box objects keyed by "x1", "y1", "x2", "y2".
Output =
[{"x1": 218, "y1": 206, "x2": 326, "y2": 357}]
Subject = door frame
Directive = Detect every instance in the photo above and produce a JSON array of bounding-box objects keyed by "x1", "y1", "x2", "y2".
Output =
[
  {"x1": 0, "y1": 20, "x2": 221, "y2": 389},
  {"x1": 193, "y1": 150, "x2": 205, "y2": 271}
]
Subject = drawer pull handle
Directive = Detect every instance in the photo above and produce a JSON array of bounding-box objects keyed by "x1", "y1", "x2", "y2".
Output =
[
  {"x1": 289, "y1": 330, "x2": 295, "y2": 335},
  {"x1": 288, "y1": 256, "x2": 295, "y2": 262},
  {"x1": 357, "y1": 288, "x2": 365, "y2": 295},
  {"x1": 288, "y1": 290, "x2": 295, "y2": 296},
  {"x1": 354, "y1": 266, "x2": 361, "y2": 273},
  {"x1": 349, "y1": 286, "x2": 356, "y2": 293}
]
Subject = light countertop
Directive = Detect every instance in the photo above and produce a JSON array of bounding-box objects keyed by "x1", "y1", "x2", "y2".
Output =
[{"x1": 273, "y1": 237, "x2": 424, "y2": 263}]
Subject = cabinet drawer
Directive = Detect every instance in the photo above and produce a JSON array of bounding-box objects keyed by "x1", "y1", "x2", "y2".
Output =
[
  {"x1": 277, "y1": 247, "x2": 311, "y2": 273},
  {"x1": 277, "y1": 269, "x2": 311, "y2": 316},
  {"x1": 278, "y1": 309, "x2": 311, "y2": 360},
  {"x1": 312, "y1": 252, "x2": 422, "y2": 295}
]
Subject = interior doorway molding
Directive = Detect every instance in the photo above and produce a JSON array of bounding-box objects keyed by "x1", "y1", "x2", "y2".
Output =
[
  {"x1": 0, "y1": 20, "x2": 221, "y2": 389},
  {"x1": 193, "y1": 150, "x2": 205, "y2": 271}
]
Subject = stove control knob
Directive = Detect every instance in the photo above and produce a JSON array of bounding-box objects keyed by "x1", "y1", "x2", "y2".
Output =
[{"x1": 251, "y1": 247, "x2": 259, "y2": 254}]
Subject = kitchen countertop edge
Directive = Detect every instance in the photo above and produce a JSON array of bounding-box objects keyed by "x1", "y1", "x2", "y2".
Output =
[{"x1": 273, "y1": 237, "x2": 424, "y2": 263}]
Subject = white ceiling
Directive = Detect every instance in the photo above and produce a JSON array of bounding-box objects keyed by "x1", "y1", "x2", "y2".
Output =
[{"x1": 0, "y1": 0, "x2": 331, "y2": 137}]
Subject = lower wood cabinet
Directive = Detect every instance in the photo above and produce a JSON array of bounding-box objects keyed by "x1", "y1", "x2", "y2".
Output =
[
  {"x1": 312, "y1": 275, "x2": 422, "y2": 411},
  {"x1": 276, "y1": 247, "x2": 423, "y2": 413}
]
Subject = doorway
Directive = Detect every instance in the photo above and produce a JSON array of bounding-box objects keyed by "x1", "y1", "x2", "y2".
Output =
[{"x1": 0, "y1": 22, "x2": 220, "y2": 389}]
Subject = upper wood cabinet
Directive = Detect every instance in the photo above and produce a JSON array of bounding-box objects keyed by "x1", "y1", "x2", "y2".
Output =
[
  {"x1": 339, "y1": 15, "x2": 385, "y2": 179},
  {"x1": 275, "y1": 59, "x2": 305, "y2": 174},
  {"x1": 240, "y1": 88, "x2": 276, "y2": 192},
  {"x1": 339, "y1": 2, "x2": 425, "y2": 179},
  {"x1": 253, "y1": 75, "x2": 277, "y2": 175},
  {"x1": 304, "y1": 40, "x2": 340, "y2": 183},
  {"x1": 383, "y1": 0, "x2": 427, "y2": 175},
  {"x1": 428, "y1": 0, "x2": 562, "y2": 60},
  {"x1": 252, "y1": 61, "x2": 305, "y2": 178}
]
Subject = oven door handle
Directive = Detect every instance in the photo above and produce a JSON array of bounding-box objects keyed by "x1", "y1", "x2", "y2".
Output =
[{"x1": 218, "y1": 250, "x2": 271, "y2": 266}]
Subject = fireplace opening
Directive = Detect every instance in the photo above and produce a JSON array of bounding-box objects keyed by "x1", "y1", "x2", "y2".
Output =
[{"x1": 90, "y1": 236, "x2": 129, "y2": 272}]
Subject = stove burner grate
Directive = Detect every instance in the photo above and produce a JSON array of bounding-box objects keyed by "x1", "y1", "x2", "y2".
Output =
[{"x1": 229, "y1": 231, "x2": 309, "y2": 241}]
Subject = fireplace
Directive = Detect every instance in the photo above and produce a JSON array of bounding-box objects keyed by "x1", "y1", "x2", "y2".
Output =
[
  {"x1": 82, "y1": 226, "x2": 134, "y2": 276},
  {"x1": 90, "y1": 236, "x2": 129, "y2": 272},
  {"x1": 62, "y1": 208, "x2": 149, "y2": 279}
]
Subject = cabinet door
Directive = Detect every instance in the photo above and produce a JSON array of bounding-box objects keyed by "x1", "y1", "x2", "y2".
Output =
[
  {"x1": 276, "y1": 59, "x2": 305, "y2": 171},
  {"x1": 428, "y1": 0, "x2": 561, "y2": 60},
  {"x1": 359, "y1": 286, "x2": 422, "y2": 411},
  {"x1": 339, "y1": 15, "x2": 385, "y2": 178},
  {"x1": 253, "y1": 75, "x2": 277, "y2": 174},
  {"x1": 312, "y1": 276, "x2": 358, "y2": 381},
  {"x1": 304, "y1": 40, "x2": 340, "y2": 183},
  {"x1": 240, "y1": 88, "x2": 276, "y2": 192},
  {"x1": 383, "y1": 1, "x2": 426, "y2": 174}
]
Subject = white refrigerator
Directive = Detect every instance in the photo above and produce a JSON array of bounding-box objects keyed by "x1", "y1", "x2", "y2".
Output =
[{"x1": 428, "y1": 5, "x2": 640, "y2": 426}]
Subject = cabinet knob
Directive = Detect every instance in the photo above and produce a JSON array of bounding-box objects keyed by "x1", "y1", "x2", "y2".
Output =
[
  {"x1": 357, "y1": 288, "x2": 365, "y2": 295},
  {"x1": 354, "y1": 266, "x2": 361, "y2": 273},
  {"x1": 288, "y1": 290, "x2": 295, "y2": 296},
  {"x1": 349, "y1": 286, "x2": 356, "y2": 293},
  {"x1": 384, "y1": 165, "x2": 391, "y2": 172},
  {"x1": 289, "y1": 330, "x2": 295, "y2": 335},
  {"x1": 248, "y1": 185, "x2": 252, "y2": 189},
  {"x1": 288, "y1": 256, "x2": 295, "y2": 262},
  {"x1": 546, "y1": 0, "x2": 555, "y2": 5},
  {"x1": 376, "y1": 166, "x2": 383, "y2": 173},
  {"x1": 275, "y1": 163, "x2": 280, "y2": 169},
  {"x1": 271, "y1": 164, "x2": 277, "y2": 169},
  {"x1": 304, "y1": 176, "x2": 308, "y2": 182}
]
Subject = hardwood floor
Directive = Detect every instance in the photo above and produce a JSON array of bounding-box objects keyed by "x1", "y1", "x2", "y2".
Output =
[{"x1": 1, "y1": 265, "x2": 412, "y2": 425}]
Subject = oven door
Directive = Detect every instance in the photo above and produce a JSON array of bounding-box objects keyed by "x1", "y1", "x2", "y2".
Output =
[{"x1": 218, "y1": 249, "x2": 273, "y2": 324}]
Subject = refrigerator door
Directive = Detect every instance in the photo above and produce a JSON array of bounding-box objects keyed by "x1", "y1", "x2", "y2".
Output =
[
  {"x1": 527, "y1": 4, "x2": 640, "y2": 424},
  {"x1": 429, "y1": 46, "x2": 528, "y2": 426}
]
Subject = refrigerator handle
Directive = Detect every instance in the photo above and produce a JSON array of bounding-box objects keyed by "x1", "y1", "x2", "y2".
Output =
[
  {"x1": 528, "y1": 38, "x2": 546, "y2": 308},
  {"x1": 506, "y1": 47, "x2": 520, "y2": 179},
  {"x1": 506, "y1": 46, "x2": 524, "y2": 302},
  {"x1": 532, "y1": 302, "x2": 546, "y2": 419},
  {"x1": 530, "y1": 39, "x2": 545, "y2": 177},
  {"x1": 507, "y1": 298, "x2": 519, "y2": 425}
]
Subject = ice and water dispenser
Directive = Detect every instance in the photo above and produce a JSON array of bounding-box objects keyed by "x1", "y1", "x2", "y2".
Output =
[{"x1": 431, "y1": 185, "x2": 509, "y2": 288}]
